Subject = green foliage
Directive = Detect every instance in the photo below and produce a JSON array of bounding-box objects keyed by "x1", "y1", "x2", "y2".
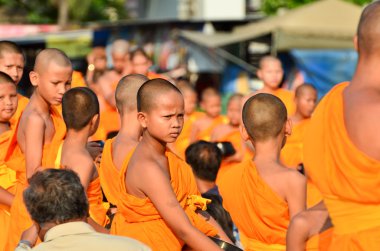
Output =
[
  {"x1": 0, "y1": 0, "x2": 128, "y2": 24},
  {"x1": 262, "y1": 0, "x2": 372, "y2": 15}
]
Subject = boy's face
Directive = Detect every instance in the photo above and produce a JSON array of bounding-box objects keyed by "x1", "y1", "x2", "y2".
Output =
[
  {"x1": 183, "y1": 90, "x2": 197, "y2": 115},
  {"x1": 296, "y1": 89, "x2": 317, "y2": 118},
  {"x1": 112, "y1": 52, "x2": 128, "y2": 74},
  {"x1": 0, "y1": 83, "x2": 18, "y2": 122},
  {"x1": 202, "y1": 95, "x2": 221, "y2": 118},
  {"x1": 227, "y1": 99, "x2": 241, "y2": 127},
  {"x1": 0, "y1": 52, "x2": 24, "y2": 85},
  {"x1": 132, "y1": 54, "x2": 151, "y2": 75},
  {"x1": 31, "y1": 62, "x2": 72, "y2": 106},
  {"x1": 257, "y1": 60, "x2": 283, "y2": 89},
  {"x1": 143, "y1": 90, "x2": 184, "y2": 143}
]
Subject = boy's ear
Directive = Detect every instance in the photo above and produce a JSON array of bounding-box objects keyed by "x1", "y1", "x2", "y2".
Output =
[
  {"x1": 256, "y1": 69, "x2": 262, "y2": 80},
  {"x1": 89, "y1": 114, "x2": 100, "y2": 136},
  {"x1": 285, "y1": 118, "x2": 292, "y2": 136},
  {"x1": 353, "y1": 35, "x2": 358, "y2": 52},
  {"x1": 29, "y1": 71, "x2": 39, "y2": 87},
  {"x1": 240, "y1": 124, "x2": 250, "y2": 141},
  {"x1": 137, "y1": 112, "x2": 147, "y2": 129}
]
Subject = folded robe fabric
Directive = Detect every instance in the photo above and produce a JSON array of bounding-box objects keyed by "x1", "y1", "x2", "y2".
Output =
[
  {"x1": 9, "y1": 94, "x2": 28, "y2": 129},
  {"x1": 99, "y1": 138, "x2": 121, "y2": 206},
  {"x1": 4, "y1": 106, "x2": 66, "y2": 251},
  {"x1": 0, "y1": 130, "x2": 17, "y2": 251},
  {"x1": 219, "y1": 160, "x2": 289, "y2": 251},
  {"x1": 304, "y1": 82, "x2": 380, "y2": 250},
  {"x1": 306, "y1": 228, "x2": 333, "y2": 251},
  {"x1": 87, "y1": 176, "x2": 109, "y2": 227},
  {"x1": 111, "y1": 149, "x2": 218, "y2": 251}
]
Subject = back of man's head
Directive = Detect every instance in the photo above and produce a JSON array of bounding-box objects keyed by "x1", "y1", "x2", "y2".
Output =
[
  {"x1": 115, "y1": 74, "x2": 149, "y2": 114},
  {"x1": 23, "y1": 169, "x2": 89, "y2": 225},
  {"x1": 185, "y1": 140, "x2": 222, "y2": 182},
  {"x1": 242, "y1": 93, "x2": 287, "y2": 142},
  {"x1": 357, "y1": 1, "x2": 380, "y2": 56},
  {"x1": 62, "y1": 87, "x2": 99, "y2": 131}
]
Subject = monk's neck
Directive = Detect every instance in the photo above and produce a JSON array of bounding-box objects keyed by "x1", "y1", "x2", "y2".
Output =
[
  {"x1": 119, "y1": 113, "x2": 142, "y2": 142},
  {"x1": 290, "y1": 113, "x2": 307, "y2": 125},
  {"x1": 260, "y1": 86, "x2": 278, "y2": 94},
  {"x1": 30, "y1": 92, "x2": 52, "y2": 114},
  {"x1": 0, "y1": 121, "x2": 10, "y2": 135},
  {"x1": 195, "y1": 178, "x2": 217, "y2": 194},
  {"x1": 353, "y1": 57, "x2": 380, "y2": 88},
  {"x1": 253, "y1": 138, "x2": 282, "y2": 163},
  {"x1": 140, "y1": 131, "x2": 167, "y2": 155},
  {"x1": 65, "y1": 129, "x2": 90, "y2": 148}
]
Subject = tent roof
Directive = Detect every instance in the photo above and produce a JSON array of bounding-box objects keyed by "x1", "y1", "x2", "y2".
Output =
[{"x1": 180, "y1": 0, "x2": 362, "y2": 50}]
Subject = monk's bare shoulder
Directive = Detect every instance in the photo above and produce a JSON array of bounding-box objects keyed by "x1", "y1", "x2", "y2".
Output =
[{"x1": 344, "y1": 87, "x2": 380, "y2": 160}]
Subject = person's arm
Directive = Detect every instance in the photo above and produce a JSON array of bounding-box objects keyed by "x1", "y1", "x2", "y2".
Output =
[
  {"x1": 0, "y1": 187, "x2": 14, "y2": 206},
  {"x1": 286, "y1": 213, "x2": 309, "y2": 251},
  {"x1": 15, "y1": 223, "x2": 39, "y2": 251},
  {"x1": 286, "y1": 171, "x2": 306, "y2": 218},
  {"x1": 72, "y1": 156, "x2": 95, "y2": 191},
  {"x1": 24, "y1": 114, "x2": 45, "y2": 179},
  {"x1": 97, "y1": 74, "x2": 116, "y2": 108},
  {"x1": 138, "y1": 161, "x2": 221, "y2": 251}
]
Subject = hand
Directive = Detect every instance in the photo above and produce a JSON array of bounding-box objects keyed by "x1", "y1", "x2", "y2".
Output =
[
  {"x1": 87, "y1": 141, "x2": 103, "y2": 161},
  {"x1": 20, "y1": 223, "x2": 39, "y2": 246}
]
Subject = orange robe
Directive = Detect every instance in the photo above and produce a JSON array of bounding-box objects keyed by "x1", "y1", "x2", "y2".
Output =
[
  {"x1": 219, "y1": 160, "x2": 289, "y2": 250},
  {"x1": 280, "y1": 119, "x2": 310, "y2": 169},
  {"x1": 4, "y1": 106, "x2": 65, "y2": 251},
  {"x1": 274, "y1": 88, "x2": 296, "y2": 116},
  {"x1": 0, "y1": 130, "x2": 17, "y2": 251},
  {"x1": 174, "y1": 111, "x2": 204, "y2": 158},
  {"x1": 99, "y1": 138, "x2": 122, "y2": 206},
  {"x1": 112, "y1": 149, "x2": 218, "y2": 251},
  {"x1": 71, "y1": 70, "x2": 87, "y2": 88},
  {"x1": 304, "y1": 82, "x2": 380, "y2": 250},
  {"x1": 196, "y1": 115, "x2": 228, "y2": 142},
  {"x1": 214, "y1": 129, "x2": 248, "y2": 184},
  {"x1": 92, "y1": 81, "x2": 120, "y2": 141},
  {"x1": 87, "y1": 177, "x2": 109, "y2": 227},
  {"x1": 306, "y1": 228, "x2": 333, "y2": 251},
  {"x1": 10, "y1": 94, "x2": 29, "y2": 128}
]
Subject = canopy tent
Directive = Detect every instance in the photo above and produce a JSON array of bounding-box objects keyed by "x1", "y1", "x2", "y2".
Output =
[{"x1": 180, "y1": 0, "x2": 362, "y2": 51}]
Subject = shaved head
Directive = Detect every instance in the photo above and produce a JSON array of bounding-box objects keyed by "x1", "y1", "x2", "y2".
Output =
[
  {"x1": 357, "y1": 1, "x2": 380, "y2": 55},
  {"x1": 111, "y1": 39, "x2": 129, "y2": 55},
  {"x1": 137, "y1": 78, "x2": 182, "y2": 112},
  {"x1": 201, "y1": 87, "x2": 220, "y2": 102},
  {"x1": 115, "y1": 74, "x2": 149, "y2": 114},
  {"x1": 62, "y1": 87, "x2": 99, "y2": 131},
  {"x1": 227, "y1": 93, "x2": 243, "y2": 106},
  {"x1": 0, "y1": 71, "x2": 15, "y2": 86},
  {"x1": 34, "y1": 48, "x2": 72, "y2": 73},
  {"x1": 177, "y1": 79, "x2": 195, "y2": 95},
  {"x1": 0, "y1": 41, "x2": 23, "y2": 59},
  {"x1": 259, "y1": 55, "x2": 281, "y2": 69},
  {"x1": 295, "y1": 83, "x2": 317, "y2": 98},
  {"x1": 242, "y1": 93, "x2": 287, "y2": 141}
]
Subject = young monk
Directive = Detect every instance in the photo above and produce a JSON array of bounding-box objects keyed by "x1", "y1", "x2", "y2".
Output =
[
  {"x1": 0, "y1": 41, "x2": 29, "y2": 127},
  {"x1": 219, "y1": 93, "x2": 306, "y2": 250},
  {"x1": 190, "y1": 88, "x2": 227, "y2": 142},
  {"x1": 256, "y1": 56, "x2": 295, "y2": 115},
  {"x1": 113, "y1": 78, "x2": 226, "y2": 250},
  {"x1": 4, "y1": 48, "x2": 72, "y2": 251},
  {"x1": 0, "y1": 72, "x2": 18, "y2": 251},
  {"x1": 174, "y1": 79, "x2": 204, "y2": 158},
  {"x1": 211, "y1": 93, "x2": 248, "y2": 181},
  {"x1": 303, "y1": 2, "x2": 380, "y2": 250},
  {"x1": 60, "y1": 87, "x2": 109, "y2": 228},
  {"x1": 281, "y1": 84, "x2": 317, "y2": 169},
  {"x1": 99, "y1": 74, "x2": 148, "y2": 211},
  {"x1": 286, "y1": 201, "x2": 333, "y2": 251},
  {"x1": 93, "y1": 39, "x2": 131, "y2": 141}
]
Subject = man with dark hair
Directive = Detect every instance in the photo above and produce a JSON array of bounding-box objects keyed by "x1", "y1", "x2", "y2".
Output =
[
  {"x1": 15, "y1": 168, "x2": 150, "y2": 251},
  {"x1": 185, "y1": 140, "x2": 222, "y2": 196}
]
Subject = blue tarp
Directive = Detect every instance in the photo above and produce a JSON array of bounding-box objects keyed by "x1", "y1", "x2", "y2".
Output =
[{"x1": 289, "y1": 50, "x2": 358, "y2": 98}]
